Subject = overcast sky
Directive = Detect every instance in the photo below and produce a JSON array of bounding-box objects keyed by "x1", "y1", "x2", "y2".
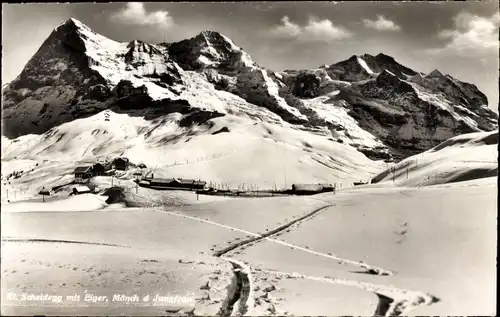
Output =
[{"x1": 2, "y1": 2, "x2": 499, "y2": 110}]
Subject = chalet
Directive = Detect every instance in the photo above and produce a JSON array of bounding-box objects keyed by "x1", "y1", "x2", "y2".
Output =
[
  {"x1": 113, "y1": 157, "x2": 129, "y2": 171},
  {"x1": 92, "y1": 163, "x2": 106, "y2": 176},
  {"x1": 74, "y1": 166, "x2": 93, "y2": 181}
]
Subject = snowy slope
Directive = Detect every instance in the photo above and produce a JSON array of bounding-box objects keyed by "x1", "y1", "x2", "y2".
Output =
[
  {"x1": 1, "y1": 108, "x2": 385, "y2": 193},
  {"x1": 371, "y1": 131, "x2": 498, "y2": 186}
]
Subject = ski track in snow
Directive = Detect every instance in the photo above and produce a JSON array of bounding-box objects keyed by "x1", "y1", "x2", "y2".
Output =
[
  {"x1": 152, "y1": 206, "x2": 394, "y2": 276},
  {"x1": 260, "y1": 268, "x2": 439, "y2": 316},
  {"x1": 1, "y1": 237, "x2": 131, "y2": 248},
  {"x1": 149, "y1": 202, "x2": 443, "y2": 315}
]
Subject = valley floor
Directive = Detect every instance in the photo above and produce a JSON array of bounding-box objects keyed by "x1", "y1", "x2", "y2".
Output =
[{"x1": 1, "y1": 177, "x2": 496, "y2": 316}]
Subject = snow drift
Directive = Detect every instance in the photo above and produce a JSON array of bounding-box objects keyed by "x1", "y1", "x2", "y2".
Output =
[{"x1": 371, "y1": 131, "x2": 498, "y2": 186}]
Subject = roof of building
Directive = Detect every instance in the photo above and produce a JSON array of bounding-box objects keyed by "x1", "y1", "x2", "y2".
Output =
[
  {"x1": 74, "y1": 166, "x2": 92, "y2": 173},
  {"x1": 174, "y1": 178, "x2": 196, "y2": 184},
  {"x1": 148, "y1": 177, "x2": 206, "y2": 186},
  {"x1": 114, "y1": 157, "x2": 129, "y2": 163},
  {"x1": 74, "y1": 186, "x2": 91, "y2": 193},
  {"x1": 150, "y1": 178, "x2": 175, "y2": 184},
  {"x1": 319, "y1": 183, "x2": 334, "y2": 188}
]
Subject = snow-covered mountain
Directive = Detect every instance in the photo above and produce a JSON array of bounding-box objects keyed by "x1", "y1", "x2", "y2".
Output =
[{"x1": 2, "y1": 18, "x2": 498, "y2": 165}]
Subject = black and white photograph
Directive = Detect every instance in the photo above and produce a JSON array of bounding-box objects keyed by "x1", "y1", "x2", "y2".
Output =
[{"x1": 1, "y1": 1, "x2": 498, "y2": 316}]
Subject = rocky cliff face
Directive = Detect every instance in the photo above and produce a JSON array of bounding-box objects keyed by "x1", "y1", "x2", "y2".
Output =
[
  {"x1": 2, "y1": 18, "x2": 497, "y2": 161},
  {"x1": 279, "y1": 55, "x2": 497, "y2": 159}
]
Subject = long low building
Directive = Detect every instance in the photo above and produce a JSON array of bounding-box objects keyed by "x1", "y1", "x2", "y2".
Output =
[
  {"x1": 143, "y1": 177, "x2": 207, "y2": 190},
  {"x1": 291, "y1": 183, "x2": 334, "y2": 195}
]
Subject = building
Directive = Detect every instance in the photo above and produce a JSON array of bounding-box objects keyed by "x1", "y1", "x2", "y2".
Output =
[
  {"x1": 92, "y1": 163, "x2": 106, "y2": 176},
  {"x1": 74, "y1": 166, "x2": 93, "y2": 181},
  {"x1": 318, "y1": 183, "x2": 334, "y2": 191},
  {"x1": 192, "y1": 180, "x2": 207, "y2": 190},
  {"x1": 291, "y1": 183, "x2": 334, "y2": 195},
  {"x1": 147, "y1": 177, "x2": 207, "y2": 190},
  {"x1": 353, "y1": 181, "x2": 369, "y2": 186},
  {"x1": 133, "y1": 172, "x2": 143, "y2": 181},
  {"x1": 113, "y1": 157, "x2": 129, "y2": 171},
  {"x1": 73, "y1": 186, "x2": 92, "y2": 195},
  {"x1": 149, "y1": 177, "x2": 175, "y2": 188}
]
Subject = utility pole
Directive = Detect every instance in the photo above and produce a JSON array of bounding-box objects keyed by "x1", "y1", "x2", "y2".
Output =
[
  {"x1": 284, "y1": 169, "x2": 287, "y2": 190},
  {"x1": 284, "y1": 143, "x2": 287, "y2": 190}
]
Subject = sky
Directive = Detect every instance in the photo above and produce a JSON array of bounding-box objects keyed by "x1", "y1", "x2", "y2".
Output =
[{"x1": 2, "y1": 2, "x2": 499, "y2": 110}]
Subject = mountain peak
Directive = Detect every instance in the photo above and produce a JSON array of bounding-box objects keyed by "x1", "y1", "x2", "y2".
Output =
[
  {"x1": 426, "y1": 69, "x2": 445, "y2": 78},
  {"x1": 54, "y1": 18, "x2": 88, "y2": 32},
  {"x1": 200, "y1": 29, "x2": 222, "y2": 36},
  {"x1": 69, "y1": 17, "x2": 85, "y2": 26},
  {"x1": 375, "y1": 53, "x2": 396, "y2": 61},
  {"x1": 197, "y1": 29, "x2": 229, "y2": 42},
  {"x1": 196, "y1": 29, "x2": 241, "y2": 51}
]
